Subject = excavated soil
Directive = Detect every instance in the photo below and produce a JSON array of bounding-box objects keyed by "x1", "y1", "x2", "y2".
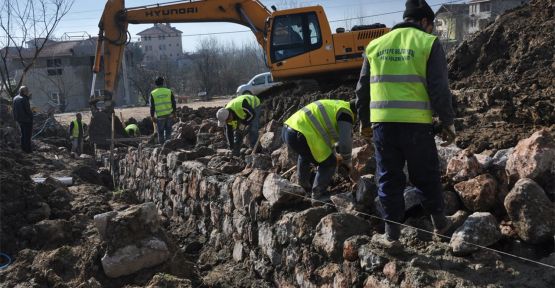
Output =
[{"x1": 448, "y1": 0, "x2": 555, "y2": 152}]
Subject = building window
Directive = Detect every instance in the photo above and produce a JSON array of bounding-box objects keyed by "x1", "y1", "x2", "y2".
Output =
[
  {"x1": 49, "y1": 92, "x2": 60, "y2": 105},
  {"x1": 480, "y1": 2, "x2": 491, "y2": 12},
  {"x1": 47, "y1": 58, "x2": 62, "y2": 76}
]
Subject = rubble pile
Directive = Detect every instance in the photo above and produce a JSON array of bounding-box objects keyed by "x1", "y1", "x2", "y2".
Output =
[
  {"x1": 0, "y1": 141, "x2": 200, "y2": 287},
  {"x1": 448, "y1": 0, "x2": 555, "y2": 152}
]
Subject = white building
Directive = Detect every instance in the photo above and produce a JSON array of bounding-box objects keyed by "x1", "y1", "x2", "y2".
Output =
[
  {"x1": 137, "y1": 24, "x2": 183, "y2": 64},
  {"x1": 468, "y1": 0, "x2": 528, "y2": 34}
]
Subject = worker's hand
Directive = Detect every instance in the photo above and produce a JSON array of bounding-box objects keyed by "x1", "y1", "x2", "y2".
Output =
[
  {"x1": 171, "y1": 113, "x2": 177, "y2": 121},
  {"x1": 360, "y1": 126, "x2": 373, "y2": 143},
  {"x1": 151, "y1": 116, "x2": 157, "y2": 123},
  {"x1": 440, "y1": 124, "x2": 456, "y2": 147}
]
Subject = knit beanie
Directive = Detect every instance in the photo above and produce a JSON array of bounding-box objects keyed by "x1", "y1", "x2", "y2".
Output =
[{"x1": 403, "y1": 0, "x2": 435, "y2": 21}]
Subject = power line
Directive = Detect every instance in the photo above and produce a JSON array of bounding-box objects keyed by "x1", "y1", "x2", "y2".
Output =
[{"x1": 53, "y1": 0, "x2": 466, "y2": 39}]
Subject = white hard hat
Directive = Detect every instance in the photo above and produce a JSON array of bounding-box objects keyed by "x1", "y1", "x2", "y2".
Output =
[{"x1": 216, "y1": 108, "x2": 230, "y2": 127}]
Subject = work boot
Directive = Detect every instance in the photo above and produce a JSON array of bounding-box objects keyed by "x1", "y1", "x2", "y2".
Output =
[
  {"x1": 310, "y1": 190, "x2": 330, "y2": 207},
  {"x1": 431, "y1": 213, "x2": 455, "y2": 240},
  {"x1": 371, "y1": 233, "x2": 402, "y2": 254}
]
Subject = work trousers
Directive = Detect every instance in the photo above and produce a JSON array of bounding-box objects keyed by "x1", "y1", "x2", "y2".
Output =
[
  {"x1": 71, "y1": 138, "x2": 83, "y2": 155},
  {"x1": 18, "y1": 121, "x2": 33, "y2": 153},
  {"x1": 373, "y1": 123, "x2": 444, "y2": 240},
  {"x1": 282, "y1": 126, "x2": 336, "y2": 197},
  {"x1": 157, "y1": 117, "x2": 173, "y2": 144},
  {"x1": 227, "y1": 107, "x2": 260, "y2": 155}
]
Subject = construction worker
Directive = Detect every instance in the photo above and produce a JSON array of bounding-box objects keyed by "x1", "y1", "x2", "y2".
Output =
[
  {"x1": 282, "y1": 99, "x2": 356, "y2": 205},
  {"x1": 12, "y1": 86, "x2": 33, "y2": 153},
  {"x1": 150, "y1": 76, "x2": 176, "y2": 144},
  {"x1": 69, "y1": 113, "x2": 84, "y2": 155},
  {"x1": 125, "y1": 123, "x2": 140, "y2": 137},
  {"x1": 356, "y1": 0, "x2": 456, "y2": 249},
  {"x1": 216, "y1": 94, "x2": 261, "y2": 156}
]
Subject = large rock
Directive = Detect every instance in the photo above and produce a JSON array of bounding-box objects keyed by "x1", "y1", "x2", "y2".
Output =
[
  {"x1": 260, "y1": 131, "x2": 282, "y2": 152},
  {"x1": 453, "y1": 174, "x2": 498, "y2": 212},
  {"x1": 450, "y1": 212, "x2": 502, "y2": 255},
  {"x1": 330, "y1": 192, "x2": 356, "y2": 214},
  {"x1": 207, "y1": 156, "x2": 245, "y2": 174},
  {"x1": 262, "y1": 173, "x2": 305, "y2": 207},
  {"x1": 437, "y1": 143, "x2": 462, "y2": 175},
  {"x1": 101, "y1": 237, "x2": 170, "y2": 278},
  {"x1": 351, "y1": 144, "x2": 374, "y2": 177},
  {"x1": 232, "y1": 169, "x2": 267, "y2": 213},
  {"x1": 446, "y1": 150, "x2": 482, "y2": 182},
  {"x1": 290, "y1": 207, "x2": 332, "y2": 243},
  {"x1": 71, "y1": 165, "x2": 103, "y2": 186},
  {"x1": 355, "y1": 174, "x2": 378, "y2": 213},
  {"x1": 271, "y1": 145, "x2": 297, "y2": 172},
  {"x1": 312, "y1": 213, "x2": 371, "y2": 260},
  {"x1": 506, "y1": 130, "x2": 555, "y2": 197},
  {"x1": 504, "y1": 178, "x2": 555, "y2": 244},
  {"x1": 94, "y1": 202, "x2": 161, "y2": 253}
]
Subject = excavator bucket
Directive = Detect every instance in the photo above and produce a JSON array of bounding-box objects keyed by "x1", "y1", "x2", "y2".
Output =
[{"x1": 89, "y1": 110, "x2": 128, "y2": 148}]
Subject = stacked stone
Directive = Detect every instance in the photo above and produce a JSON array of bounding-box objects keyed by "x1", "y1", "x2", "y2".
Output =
[{"x1": 115, "y1": 128, "x2": 555, "y2": 286}]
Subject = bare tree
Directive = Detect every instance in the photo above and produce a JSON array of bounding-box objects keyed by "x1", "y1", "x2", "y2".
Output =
[{"x1": 0, "y1": 0, "x2": 74, "y2": 98}]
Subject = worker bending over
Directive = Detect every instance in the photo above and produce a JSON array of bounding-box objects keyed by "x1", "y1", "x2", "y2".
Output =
[
  {"x1": 356, "y1": 0, "x2": 456, "y2": 248},
  {"x1": 283, "y1": 99, "x2": 356, "y2": 205},
  {"x1": 216, "y1": 94, "x2": 261, "y2": 156},
  {"x1": 125, "y1": 123, "x2": 140, "y2": 137},
  {"x1": 150, "y1": 77, "x2": 176, "y2": 144},
  {"x1": 69, "y1": 113, "x2": 84, "y2": 155}
]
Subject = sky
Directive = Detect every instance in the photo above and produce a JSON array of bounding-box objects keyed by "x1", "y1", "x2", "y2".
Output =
[{"x1": 53, "y1": 0, "x2": 463, "y2": 52}]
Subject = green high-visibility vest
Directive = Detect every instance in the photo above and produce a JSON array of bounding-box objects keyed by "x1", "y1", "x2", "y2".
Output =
[
  {"x1": 366, "y1": 27, "x2": 436, "y2": 124},
  {"x1": 284, "y1": 100, "x2": 353, "y2": 163},
  {"x1": 71, "y1": 119, "x2": 81, "y2": 138},
  {"x1": 125, "y1": 124, "x2": 140, "y2": 136},
  {"x1": 225, "y1": 94, "x2": 260, "y2": 129},
  {"x1": 151, "y1": 87, "x2": 173, "y2": 117}
]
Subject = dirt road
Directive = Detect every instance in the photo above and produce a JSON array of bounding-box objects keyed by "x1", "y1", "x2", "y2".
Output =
[{"x1": 54, "y1": 98, "x2": 229, "y2": 125}]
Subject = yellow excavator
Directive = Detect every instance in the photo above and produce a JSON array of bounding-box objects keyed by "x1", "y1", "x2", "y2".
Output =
[{"x1": 89, "y1": 0, "x2": 390, "y2": 145}]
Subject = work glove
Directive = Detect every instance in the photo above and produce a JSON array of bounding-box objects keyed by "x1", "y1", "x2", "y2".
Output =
[
  {"x1": 440, "y1": 124, "x2": 456, "y2": 147},
  {"x1": 360, "y1": 126, "x2": 373, "y2": 143}
]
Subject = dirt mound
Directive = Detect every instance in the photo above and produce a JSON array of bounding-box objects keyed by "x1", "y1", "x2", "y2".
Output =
[{"x1": 448, "y1": 0, "x2": 555, "y2": 152}]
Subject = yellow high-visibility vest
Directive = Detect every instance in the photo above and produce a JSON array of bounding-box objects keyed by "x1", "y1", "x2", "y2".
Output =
[
  {"x1": 284, "y1": 100, "x2": 353, "y2": 163},
  {"x1": 151, "y1": 87, "x2": 173, "y2": 117},
  {"x1": 225, "y1": 94, "x2": 260, "y2": 129},
  {"x1": 366, "y1": 27, "x2": 436, "y2": 124}
]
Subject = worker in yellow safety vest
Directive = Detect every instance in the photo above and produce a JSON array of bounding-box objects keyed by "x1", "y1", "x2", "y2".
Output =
[
  {"x1": 282, "y1": 99, "x2": 356, "y2": 205},
  {"x1": 216, "y1": 94, "x2": 261, "y2": 156},
  {"x1": 150, "y1": 76, "x2": 176, "y2": 144},
  {"x1": 125, "y1": 123, "x2": 140, "y2": 137},
  {"x1": 69, "y1": 112, "x2": 84, "y2": 155},
  {"x1": 355, "y1": 0, "x2": 456, "y2": 249}
]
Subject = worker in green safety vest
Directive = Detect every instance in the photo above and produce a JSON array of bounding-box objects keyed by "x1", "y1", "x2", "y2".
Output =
[
  {"x1": 150, "y1": 76, "x2": 176, "y2": 144},
  {"x1": 282, "y1": 99, "x2": 356, "y2": 205},
  {"x1": 355, "y1": 0, "x2": 457, "y2": 249},
  {"x1": 68, "y1": 112, "x2": 84, "y2": 155},
  {"x1": 216, "y1": 94, "x2": 261, "y2": 156},
  {"x1": 125, "y1": 123, "x2": 140, "y2": 137}
]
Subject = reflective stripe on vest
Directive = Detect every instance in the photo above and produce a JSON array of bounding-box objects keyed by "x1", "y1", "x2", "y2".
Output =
[
  {"x1": 225, "y1": 94, "x2": 260, "y2": 129},
  {"x1": 366, "y1": 27, "x2": 436, "y2": 123},
  {"x1": 71, "y1": 120, "x2": 80, "y2": 138},
  {"x1": 284, "y1": 100, "x2": 353, "y2": 163},
  {"x1": 151, "y1": 87, "x2": 173, "y2": 117}
]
